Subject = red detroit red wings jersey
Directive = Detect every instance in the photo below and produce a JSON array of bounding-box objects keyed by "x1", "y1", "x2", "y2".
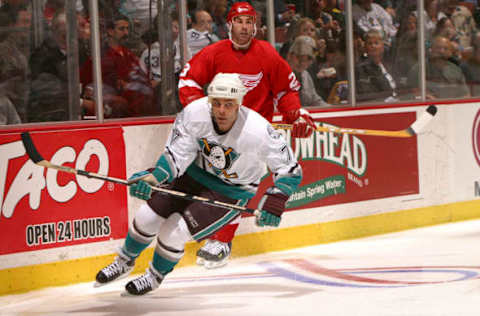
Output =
[{"x1": 178, "y1": 39, "x2": 301, "y2": 122}]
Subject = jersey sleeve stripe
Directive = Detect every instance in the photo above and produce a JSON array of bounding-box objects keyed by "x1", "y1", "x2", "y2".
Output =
[{"x1": 178, "y1": 79, "x2": 203, "y2": 90}]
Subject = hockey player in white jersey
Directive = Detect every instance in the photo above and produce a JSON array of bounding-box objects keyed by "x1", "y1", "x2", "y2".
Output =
[{"x1": 95, "y1": 73, "x2": 302, "y2": 296}]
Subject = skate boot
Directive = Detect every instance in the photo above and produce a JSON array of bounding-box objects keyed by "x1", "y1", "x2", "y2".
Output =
[
  {"x1": 123, "y1": 267, "x2": 163, "y2": 296},
  {"x1": 196, "y1": 239, "x2": 232, "y2": 269},
  {"x1": 95, "y1": 252, "x2": 135, "y2": 287}
]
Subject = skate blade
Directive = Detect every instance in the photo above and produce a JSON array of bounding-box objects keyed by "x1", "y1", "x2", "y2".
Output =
[
  {"x1": 94, "y1": 281, "x2": 108, "y2": 288},
  {"x1": 196, "y1": 257, "x2": 205, "y2": 266},
  {"x1": 120, "y1": 290, "x2": 156, "y2": 297},
  {"x1": 92, "y1": 269, "x2": 133, "y2": 288},
  {"x1": 204, "y1": 259, "x2": 228, "y2": 269}
]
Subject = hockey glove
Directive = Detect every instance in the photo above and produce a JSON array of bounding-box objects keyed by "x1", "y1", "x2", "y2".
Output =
[
  {"x1": 256, "y1": 187, "x2": 289, "y2": 227},
  {"x1": 129, "y1": 180, "x2": 153, "y2": 200},
  {"x1": 128, "y1": 167, "x2": 170, "y2": 201},
  {"x1": 283, "y1": 108, "x2": 316, "y2": 138}
]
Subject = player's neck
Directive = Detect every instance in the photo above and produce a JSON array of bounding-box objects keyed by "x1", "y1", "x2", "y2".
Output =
[{"x1": 231, "y1": 38, "x2": 253, "y2": 51}]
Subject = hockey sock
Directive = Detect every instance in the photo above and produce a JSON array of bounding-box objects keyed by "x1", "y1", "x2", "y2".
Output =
[
  {"x1": 151, "y1": 240, "x2": 183, "y2": 275},
  {"x1": 122, "y1": 204, "x2": 166, "y2": 259},
  {"x1": 152, "y1": 213, "x2": 192, "y2": 275},
  {"x1": 122, "y1": 225, "x2": 154, "y2": 259}
]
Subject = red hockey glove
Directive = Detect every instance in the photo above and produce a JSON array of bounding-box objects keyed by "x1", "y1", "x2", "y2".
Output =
[{"x1": 283, "y1": 108, "x2": 316, "y2": 138}]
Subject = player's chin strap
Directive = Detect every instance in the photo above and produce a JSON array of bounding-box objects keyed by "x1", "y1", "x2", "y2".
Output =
[{"x1": 227, "y1": 22, "x2": 257, "y2": 49}]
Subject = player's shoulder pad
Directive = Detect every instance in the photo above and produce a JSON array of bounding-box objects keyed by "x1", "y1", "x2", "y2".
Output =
[
  {"x1": 180, "y1": 96, "x2": 211, "y2": 126},
  {"x1": 252, "y1": 39, "x2": 280, "y2": 54},
  {"x1": 242, "y1": 107, "x2": 283, "y2": 142}
]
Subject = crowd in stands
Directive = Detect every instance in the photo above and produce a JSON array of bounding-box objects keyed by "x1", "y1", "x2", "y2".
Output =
[{"x1": 1, "y1": 0, "x2": 480, "y2": 125}]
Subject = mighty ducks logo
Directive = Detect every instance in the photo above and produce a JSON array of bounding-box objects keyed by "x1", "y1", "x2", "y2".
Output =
[{"x1": 198, "y1": 138, "x2": 240, "y2": 178}]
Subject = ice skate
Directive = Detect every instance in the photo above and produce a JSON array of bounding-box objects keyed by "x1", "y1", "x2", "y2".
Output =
[
  {"x1": 94, "y1": 253, "x2": 135, "y2": 287},
  {"x1": 196, "y1": 239, "x2": 231, "y2": 269},
  {"x1": 122, "y1": 267, "x2": 163, "y2": 296}
]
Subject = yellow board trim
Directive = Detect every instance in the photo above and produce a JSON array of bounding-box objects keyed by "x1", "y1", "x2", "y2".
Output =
[{"x1": 2, "y1": 200, "x2": 480, "y2": 295}]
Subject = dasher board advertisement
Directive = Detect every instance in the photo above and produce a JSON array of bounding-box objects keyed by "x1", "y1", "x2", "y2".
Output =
[
  {"x1": 0, "y1": 128, "x2": 128, "y2": 255},
  {"x1": 248, "y1": 111, "x2": 420, "y2": 210}
]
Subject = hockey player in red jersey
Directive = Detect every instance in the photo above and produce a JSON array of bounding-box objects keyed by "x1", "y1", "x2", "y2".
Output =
[{"x1": 178, "y1": 2, "x2": 316, "y2": 269}]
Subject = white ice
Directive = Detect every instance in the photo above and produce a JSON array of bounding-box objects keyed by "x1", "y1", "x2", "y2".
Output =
[{"x1": 1, "y1": 219, "x2": 480, "y2": 316}]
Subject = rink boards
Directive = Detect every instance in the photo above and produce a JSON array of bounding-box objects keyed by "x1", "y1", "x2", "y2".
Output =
[{"x1": 1, "y1": 102, "x2": 480, "y2": 295}]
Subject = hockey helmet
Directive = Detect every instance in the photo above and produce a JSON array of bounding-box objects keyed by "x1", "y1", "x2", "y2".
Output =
[
  {"x1": 208, "y1": 73, "x2": 247, "y2": 105},
  {"x1": 227, "y1": 2, "x2": 257, "y2": 23}
]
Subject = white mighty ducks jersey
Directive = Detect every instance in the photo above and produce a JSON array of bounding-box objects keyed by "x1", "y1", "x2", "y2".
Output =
[{"x1": 161, "y1": 97, "x2": 302, "y2": 199}]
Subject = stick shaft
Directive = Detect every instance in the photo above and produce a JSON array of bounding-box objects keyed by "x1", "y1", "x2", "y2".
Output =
[
  {"x1": 274, "y1": 123, "x2": 412, "y2": 138},
  {"x1": 274, "y1": 105, "x2": 437, "y2": 138},
  {"x1": 21, "y1": 132, "x2": 259, "y2": 216}
]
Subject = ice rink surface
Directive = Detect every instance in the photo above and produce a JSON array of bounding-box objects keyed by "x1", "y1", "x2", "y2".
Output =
[{"x1": 2, "y1": 219, "x2": 480, "y2": 316}]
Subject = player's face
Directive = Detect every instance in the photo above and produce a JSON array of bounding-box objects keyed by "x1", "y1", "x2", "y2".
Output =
[
  {"x1": 231, "y1": 15, "x2": 255, "y2": 46},
  {"x1": 211, "y1": 98, "x2": 240, "y2": 132}
]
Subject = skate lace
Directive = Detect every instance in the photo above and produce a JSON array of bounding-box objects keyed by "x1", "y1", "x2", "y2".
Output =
[
  {"x1": 132, "y1": 273, "x2": 153, "y2": 291},
  {"x1": 209, "y1": 241, "x2": 229, "y2": 255},
  {"x1": 102, "y1": 261, "x2": 121, "y2": 277}
]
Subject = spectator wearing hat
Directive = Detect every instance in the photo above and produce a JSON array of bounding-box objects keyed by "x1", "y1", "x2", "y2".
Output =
[{"x1": 286, "y1": 35, "x2": 329, "y2": 107}]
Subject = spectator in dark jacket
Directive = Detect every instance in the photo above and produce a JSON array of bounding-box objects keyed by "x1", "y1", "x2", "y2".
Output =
[{"x1": 356, "y1": 29, "x2": 398, "y2": 103}]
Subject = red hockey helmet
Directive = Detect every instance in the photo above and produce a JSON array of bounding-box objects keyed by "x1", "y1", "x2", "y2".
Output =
[{"x1": 227, "y1": 2, "x2": 257, "y2": 23}]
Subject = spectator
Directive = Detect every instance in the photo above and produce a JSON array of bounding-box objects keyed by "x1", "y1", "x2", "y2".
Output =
[
  {"x1": 356, "y1": 29, "x2": 398, "y2": 102},
  {"x1": 0, "y1": 96, "x2": 21, "y2": 125},
  {"x1": 433, "y1": 17, "x2": 462, "y2": 62},
  {"x1": 81, "y1": 13, "x2": 156, "y2": 117},
  {"x1": 28, "y1": 11, "x2": 94, "y2": 122},
  {"x1": 424, "y1": 0, "x2": 447, "y2": 38},
  {"x1": 407, "y1": 35, "x2": 470, "y2": 99},
  {"x1": 139, "y1": 12, "x2": 191, "y2": 114},
  {"x1": 274, "y1": 0, "x2": 296, "y2": 26},
  {"x1": 443, "y1": 0, "x2": 477, "y2": 51},
  {"x1": 281, "y1": 17, "x2": 320, "y2": 58},
  {"x1": 313, "y1": 39, "x2": 347, "y2": 100},
  {"x1": 204, "y1": 0, "x2": 229, "y2": 40},
  {"x1": 352, "y1": 0, "x2": 398, "y2": 48},
  {"x1": 286, "y1": 35, "x2": 328, "y2": 107},
  {"x1": 393, "y1": 11, "x2": 419, "y2": 90},
  {"x1": 323, "y1": 0, "x2": 346, "y2": 30},
  {"x1": 187, "y1": 10, "x2": 219, "y2": 57},
  {"x1": 0, "y1": 5, "x2": 31, "y2": 122},
  {"x1": 77, "y1": 13, "x2": 91, "y2": 63},
  {"x1": 118, "y1": 0, "x2": 158, "y2": 57},
  {"x1": 460, "y1": 40, "x2": 480, "y2": 96},
  {"x1": 0, "y1": 0, "x2": 29, "y2": 27},
  {"x1": 312, "y1": 0, "x2": 342, "y2": 41}
]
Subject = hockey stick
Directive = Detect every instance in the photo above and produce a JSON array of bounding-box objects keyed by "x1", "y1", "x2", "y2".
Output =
[
  {"x1": 274, "y1": 105, "x2": 438, "y2": 138},
  {"x1": 20, "y1": 132, "x2": 260, "y2": 216}
]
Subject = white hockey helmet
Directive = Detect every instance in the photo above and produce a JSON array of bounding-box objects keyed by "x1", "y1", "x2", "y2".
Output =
[{"x1": 207, "y1": 73, "x2": 247, "y2": 105}]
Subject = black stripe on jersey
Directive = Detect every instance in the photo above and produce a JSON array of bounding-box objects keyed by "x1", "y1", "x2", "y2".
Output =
[
  {"x1": 166, "y1": 146, "x2": 180, "y2": 176},
  {"x1": 288, "y1": 163, "x2": 300, "y2": 173}
]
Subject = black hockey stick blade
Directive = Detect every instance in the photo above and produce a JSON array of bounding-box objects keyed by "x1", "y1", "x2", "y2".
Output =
[
  {"x1": 21, "y1": 132, "x2": 45, "y2": 164},
  {"x1": 21, "y1": 131, "x2": 128, "y2": 185}
]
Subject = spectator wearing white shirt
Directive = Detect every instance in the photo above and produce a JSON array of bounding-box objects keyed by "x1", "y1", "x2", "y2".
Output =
[
  {"x1": 187, "y1": 10, "x2": 219, "y2": 57},
  {"x1": 352, "y1": 0, "x2": 398, "y2": 47}
]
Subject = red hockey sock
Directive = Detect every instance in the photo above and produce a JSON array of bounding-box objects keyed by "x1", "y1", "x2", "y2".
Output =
[{"x1": 210, "y1": 223, "x2": 240, "y2": 243}]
